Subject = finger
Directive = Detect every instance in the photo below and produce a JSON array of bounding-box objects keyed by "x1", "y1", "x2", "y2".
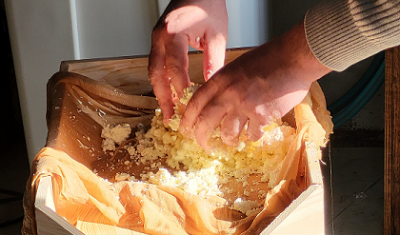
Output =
[
  {"x1": 193, "y1": 98, "x2": 228, "y2": 151},
  {"x1": 179, "y1": 78, "x2": 220, "y2": 134},
  {"x1": 188, "y1": 34, "x2": 203, "y2": 51},
  {"x1": 220, "y1": 112, "x2": 248, "y2": 146},
  {"x1": 246, "y1": 119, "x2": 267, "y2": 142},
  {"x1": 148, "y1": 32, "x2": 174, "y2": 122},
  {"x1": 203, "y1": 33, "x2": 227, "y2": 81},
  {"x1": 164, "y1": 33, "x2": 191, "y2": 98}
]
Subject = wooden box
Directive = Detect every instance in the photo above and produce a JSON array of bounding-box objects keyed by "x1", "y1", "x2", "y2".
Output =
[{"x1": 34, "y1": 49, "x2": 326, "y2": 235}]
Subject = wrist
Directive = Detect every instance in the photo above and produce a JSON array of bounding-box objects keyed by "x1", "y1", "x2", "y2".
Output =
[
  {"x1": 250, "y1": 21, "x2": 332, "y2": 85},
  {"x1": 283, "y1": 21, "x2": 332, "y2": 83},
  {"x1": 235, "y1": 20, "x2": 332, "y2": 87}
]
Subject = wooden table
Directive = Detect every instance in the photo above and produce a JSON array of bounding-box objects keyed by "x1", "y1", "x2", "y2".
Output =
[{"x1": 385, "y1": 46, "x2": 400, "y2": 235}]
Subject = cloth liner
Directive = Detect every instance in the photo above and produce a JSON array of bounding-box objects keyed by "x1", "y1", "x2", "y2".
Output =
[{"x1": 22, "y1": 72, "x2": 333, "y2": 235}]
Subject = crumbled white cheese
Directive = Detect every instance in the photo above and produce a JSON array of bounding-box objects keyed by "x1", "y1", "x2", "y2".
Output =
[
  {"x1": 231, "y1": 198, "x2": 263, "y2": 216},
  {"x1": 101, "y1": 123, "x2": 131, "y2": 152},
  {"x1": 115, "y1": 172, "x2": 131, "y2": 181},
  {"x1": 100, "y1": 84, "x2": 296, "y2": 216}
]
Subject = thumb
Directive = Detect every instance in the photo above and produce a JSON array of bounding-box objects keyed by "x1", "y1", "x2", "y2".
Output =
[{"x1": 203, "y1": 34, "x2": 227, "y2": 81}]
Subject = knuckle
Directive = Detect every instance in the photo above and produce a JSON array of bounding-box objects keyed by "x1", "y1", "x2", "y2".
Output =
[
  {"x1": 223, "y1": 85, "x2": 237, "y2": 96},
  {"x1": 167, "y1": 65, "x2": 182, "y2": 77},
  {"x1": 167, "y1": 67, "x2": 188, "y2": 86},
  {"x1": 195, "y1": 114, "x2": 209, "y2": 129},
  {"x1": 195, "y1": 114, "x2": 217, "y2": 136},
  {"x1": 221, "y1": 130, "x2": 237, "y2": 141},
  {"x1": 148, "y1": 70, "x2": 164, "y2": 85},
  {"x1": 188, "y1": 96, "x2": 202, "y2": 112}
]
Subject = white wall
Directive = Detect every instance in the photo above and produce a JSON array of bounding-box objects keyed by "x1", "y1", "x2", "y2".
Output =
[
  {"x1": 5, "y1": 0, "x2": 159, "y2": 164},
  {"x1": 226, "y1": 0, "x2": 268, "y2": 48},
  {"x1": 5, "y1": 0, "x2": 78, "y2": 164},
  {"x1": 157, "y1": 0, "x2": 269, "y2": 49},
  {"x1": 75, "y1": 0, "x2": 158, "y2": 59}
]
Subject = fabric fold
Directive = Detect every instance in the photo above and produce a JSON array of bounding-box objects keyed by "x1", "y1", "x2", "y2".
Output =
[{"x1": 22, "y1": 72, "x2": 332, "y2": 235}]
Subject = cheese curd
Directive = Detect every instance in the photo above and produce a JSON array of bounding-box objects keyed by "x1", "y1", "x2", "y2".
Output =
[
  {"x1": 100, "y1": 85, "x2": 296, "y2": 215},
  {"x1": 101, "y1": 123, "x2": 131, "y2": 152}
]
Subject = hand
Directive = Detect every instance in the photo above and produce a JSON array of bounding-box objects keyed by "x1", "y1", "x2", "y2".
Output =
[
  {"x1": 148, "y1": 0, "x2": 228, "y2": 123},
  {"x1": 179, "y1": 22, "x2": 332, "y2": 150}
]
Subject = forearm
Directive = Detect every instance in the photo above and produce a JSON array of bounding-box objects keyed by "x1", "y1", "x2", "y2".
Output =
[
  {"x1": 238, "y1": 21, "x2": 332, "y2": 85},
  {"x1": 276, "y1": 21, "x2": 333, "y2": 83},
  {"x1": 305, "y1": 0, "x2": 400, "y2": 71}
]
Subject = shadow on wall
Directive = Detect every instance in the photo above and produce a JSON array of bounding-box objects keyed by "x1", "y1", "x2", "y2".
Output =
[
  {"x1": 0, "y1": 0, "x2": 26, "y2": 150},
  {"x1": 0, "y1": 0, "x2": 30, "y2": 228}
]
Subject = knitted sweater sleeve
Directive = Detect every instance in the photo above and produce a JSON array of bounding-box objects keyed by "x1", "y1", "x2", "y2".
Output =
[{"x1": 305, "y1": 0, "x2": 400, "y2": 71}]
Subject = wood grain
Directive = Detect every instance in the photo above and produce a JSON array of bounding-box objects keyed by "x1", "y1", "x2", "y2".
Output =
[
  {"x1": 35, "y1": 176, "x2": 84, "y2": 235},
  {"x1": 60, "y1": 49, "x2": 250, "y2": 96},
  {"x1": 263, "y1": 142, "x2": 325, "y2": 235},
  {"x1": 385, "y1": 46, "x2": 400, "y2": 235}
]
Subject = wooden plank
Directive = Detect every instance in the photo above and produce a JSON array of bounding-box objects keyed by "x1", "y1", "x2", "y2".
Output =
[
  {"x1": 35, "y1": 176, "x2": 83, "y2": 235},
  {"x1": 385, "y1": 46, "x2": 400, "y2": 235},
  {"x1": 267, "y1": 185, "x2": 324, "y2": 235},
  {"x1": 305, "y1": 142, "x2": 324, "y2": 186},
  {"x1": 263, "y1": 142, "x2": 325, "y2": 235},
  {"x1": 59, "y1": 49, "x2": 250, "y2": 95}
]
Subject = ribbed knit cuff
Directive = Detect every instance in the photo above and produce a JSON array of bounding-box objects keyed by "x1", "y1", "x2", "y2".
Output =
[{"x1": 305, "y1": 0, "x2": 400, "y2": 71}]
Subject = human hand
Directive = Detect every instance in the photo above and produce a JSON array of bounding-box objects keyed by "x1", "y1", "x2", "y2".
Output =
[
  {"x1": 179, "y1": 22, "x2": 332, "y2": 150},
  {"x1": 148, "y1": 0, "x2": 228, "y2": 123}
]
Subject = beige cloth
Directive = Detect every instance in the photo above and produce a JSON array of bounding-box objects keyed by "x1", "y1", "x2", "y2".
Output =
[{"x1": 22, "y1": 72, "x2": 332, "y2": 235}]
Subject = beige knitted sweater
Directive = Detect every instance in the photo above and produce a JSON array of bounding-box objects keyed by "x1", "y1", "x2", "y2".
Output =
[{"x1": 305, "y1": 0, "x2": 400, "y2": 71}]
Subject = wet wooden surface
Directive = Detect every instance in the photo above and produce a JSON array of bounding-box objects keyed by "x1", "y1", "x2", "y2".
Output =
[{"x1": 384, "y1": 46, "x2": 400, "y2": 235}]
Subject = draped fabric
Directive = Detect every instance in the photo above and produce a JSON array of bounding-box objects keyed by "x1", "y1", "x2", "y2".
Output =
[{"x1": 22, "y1": 72, "x2": 332, "y2": 234}]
